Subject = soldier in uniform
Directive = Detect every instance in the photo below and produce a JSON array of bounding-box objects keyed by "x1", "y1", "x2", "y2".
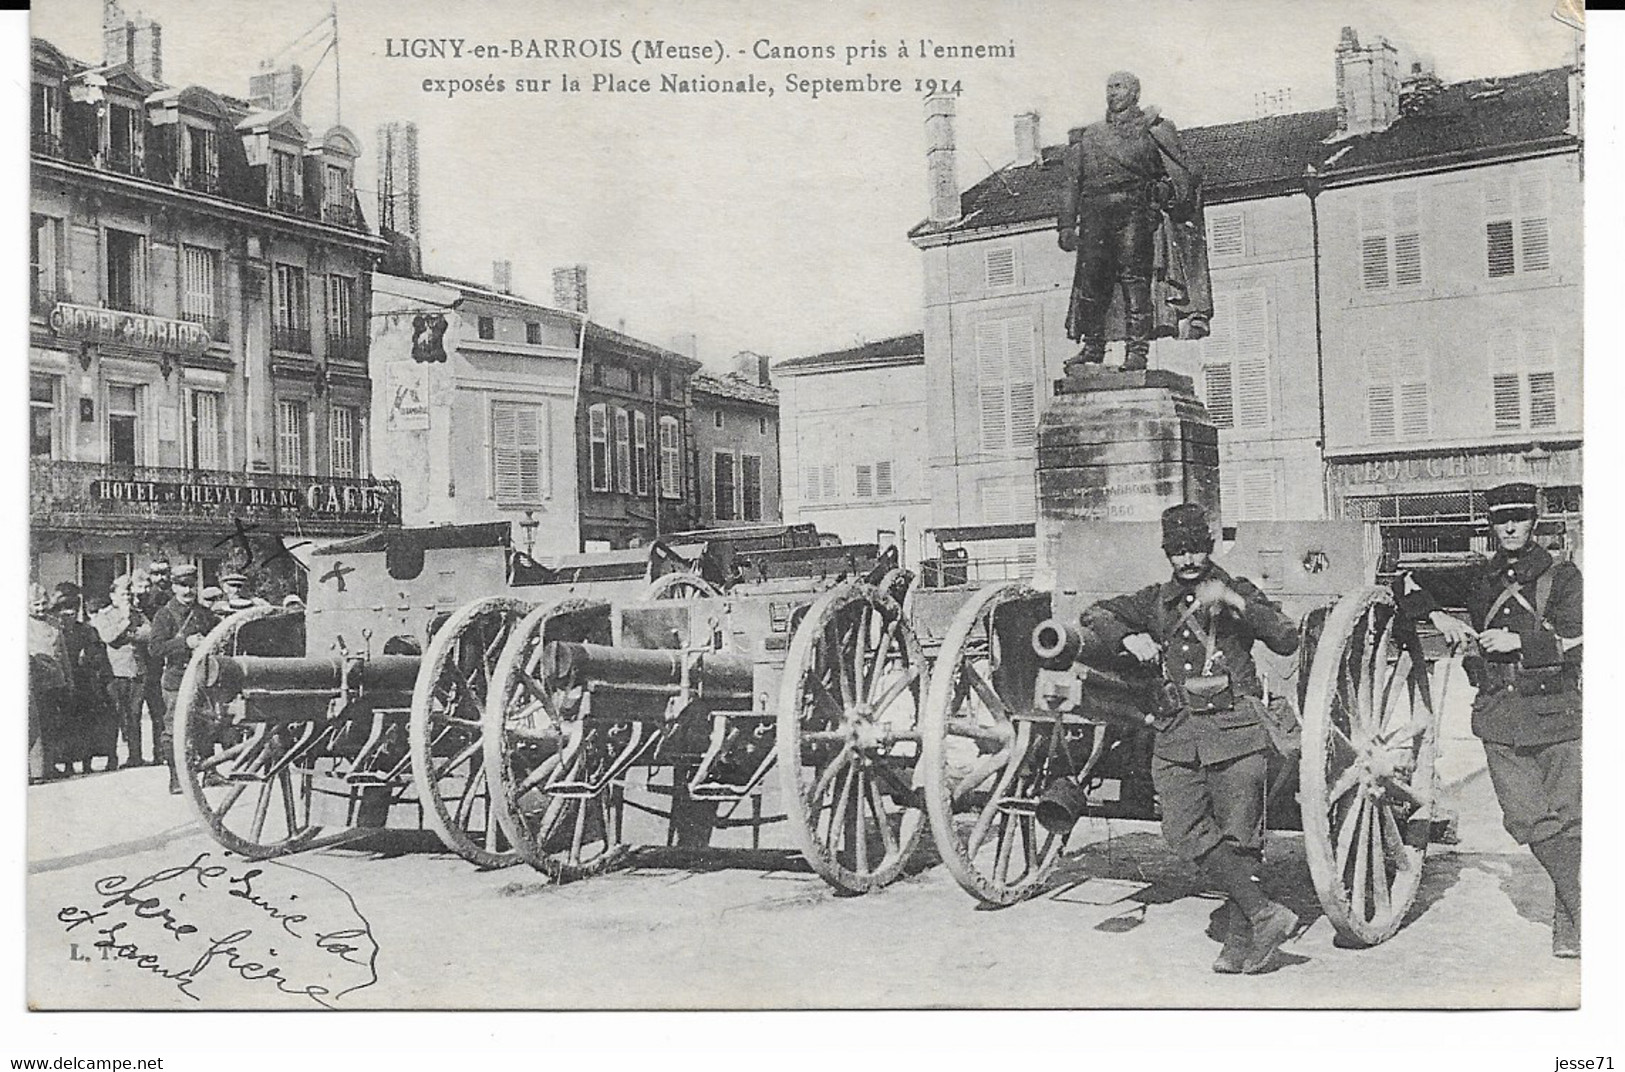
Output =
[
  {"x1": 221, "y1": 569, "x2": 271, "y2": 609},
  {"x1": 1075, "y1": 503, "x2": 1301, "y2": 973},
  {"x1": 139, "y1": 559, "x2": 173, "y2": 764},
  {"x1": 147, "y1": 564, "x2": 220, "y2": 794},
  {"x1": 1057, "y1": 71, "x2": 1202, "y2": 374},
  {"x1": 1398, "y1": 482, "x2": 1582, "y2": 957}
]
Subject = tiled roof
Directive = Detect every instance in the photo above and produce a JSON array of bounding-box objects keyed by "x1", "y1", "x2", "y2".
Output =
[
  {"x1": 776, "y1": 331, "x2": 925, "y2": 372},
  {"x1": 913, "y1": 66, "x2": 1575, "y2": 239},
  {"x1": 692, "y1": 371, "x2": 778, "y2": 407}
]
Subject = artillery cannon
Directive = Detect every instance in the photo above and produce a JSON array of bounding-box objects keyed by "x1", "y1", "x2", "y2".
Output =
[{"x1": 916, "y1": 519, "x2": 1459, "y2": 947}]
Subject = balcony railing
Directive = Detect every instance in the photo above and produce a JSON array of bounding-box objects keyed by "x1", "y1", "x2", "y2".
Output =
[
  {"x1": 179, "y1": 168, "x2": 221, "y2": 195},
  {"x1": 325, "y1": 333, "x2": 366, "y2": 361},
  {"x1": 31, "y1": 129, "x2": 63, "y2": 157},
  {"x1": 31, "y1": 457, "x2": 402, "y2": 535},
  {"x1": 322, "y1": 201, "x2": 361, "y2": 228},
  {"x1": 268, "y1": 187, "x2": 306, "y2": 216},
  {"x1": 179, "y1": 309, "x2": 230, "y2": 343},
  {"x1": 106, "y1": 147, "x2": 145, "y2": 177},
  {"x1": 272, "y1": 325, "x2": 312, "y2": 352}
]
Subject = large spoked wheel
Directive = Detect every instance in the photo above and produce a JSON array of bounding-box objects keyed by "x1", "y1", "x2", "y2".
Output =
[
  {"x1": 483, "y1": 599, "x2": 628, "y2": 881},
  {"x1": 174, "y1": 605, "x2": 320, "y2": 859},
  {"x1": 644, "y1": 572, "x2": 720, "y2": 600},
  {"x1": 409, "y1": 596, "x2": 531, "y2": 868},
  {"x1": 1300, "y1": 586, "x2": 1450, "y2": 946},
  {"x1": 922, "y1": 581, "x2": 1068, "y2": 905},
  {"x1": 776, "y1": 582, "x2": 927, "y2": 893}
]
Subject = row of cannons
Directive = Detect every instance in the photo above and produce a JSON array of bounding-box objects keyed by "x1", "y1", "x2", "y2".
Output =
[{"x1": 172, "y1": 519, "x2": 1458, "y2": 947}]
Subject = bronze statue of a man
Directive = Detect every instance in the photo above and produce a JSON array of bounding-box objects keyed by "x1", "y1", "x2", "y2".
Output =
[{"x1": 1058, "y1": 71, "x2": 1211, "y2": 374}]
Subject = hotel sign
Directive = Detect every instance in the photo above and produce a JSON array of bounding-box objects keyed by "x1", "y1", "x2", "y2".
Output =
[
  {"x1": 50, "y1": 302, "x2": 213, "y2": 355},
  {"x1": 89, "y1": 477, "x2": 397, "y2": 522}
]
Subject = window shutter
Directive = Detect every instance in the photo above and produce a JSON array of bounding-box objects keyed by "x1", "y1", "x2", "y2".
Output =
[
  {"x1": 1486, "y1": 221, "x2": 1516, "y2": 277},
  {"x1": 855, "y1": 464, "x2": 873, "y2": 498},
  {"x1": 1518, "y1": 175, "x2": 1551, "y2": 272},
  {"x1": 1366, "y1": 344, "x2": 1395, "y2": 440},
  {"x1": 803, "y1": 464, "x2": 820, "y2": 502},
  {"x1": 742, "y1": 455, "x2": 763, "y2": 521},
  {"x1": 492, "y1": 403, "x2": 520, "y2": 500},
  {"x1": 1529, "y1": 372, "x2": 1558, "y2": 428},
  {"x1": 1209, "y1": 212, "x2": 1244, "y2": 258},
  {"x1": 614, "y1": 408, "x2": 631, "y2": 493},
  {"x1": 1492, "y1": 374, "x2": 1523, "y2": 430},
  {"x1": 1232, "y1": 289, "x2": 1270, "y2": 429},
  {"x1": 1359, "y1": 195, "x2": 1389, "y2": 290},
  {"x1": 1393, "y1": 232, "x2": 1422, "y2": 287},
  {"x1": 984, "y1": 246, "x2": 1015, "y2": 288},
  {"x1": 980, "y1": 483, "x2": 1011, "y2": 524},
  {"x1": 1202, "y1": 363, "x2": 1235, "y2": 428},
  {"x1": 875, "y1": 460, "x2": 894, "y2": 498},
  {"x1": 633, "y1": 411, "x2": 650, "y2": 495},
  {"x1": 1007, "y1": 321, "x2": 1036, "y2": 448},
  {"x1": 975, "y1": 321, "x2": 1009, "y2": 451},
  {"x1": 1239, "y1": 465, "x2": 1280, "y2": 521},
  {"x1": 821, "y1": 464, "x2": 839, "y2": 500},
  {"x1": 1397, "y1": 341, "x2": 1431, "y2": 439},
  {"x1": 589, "y1": 403, "x2": 608, "y2": 491}
]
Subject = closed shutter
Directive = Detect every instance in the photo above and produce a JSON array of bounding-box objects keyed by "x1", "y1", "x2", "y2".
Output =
[
  {"x1": 330, "y1": 405, "x2": 356, "y2": 477},
  {"x1": 742, "y1": 455, "x2": 763, "y2": 521},
  {"x1": 1202, "y1": 363, "x2": 1235, "y2": 428},
  {"x1": 1232, "y1": 290, "x2": 1270, "y2": 429},
  {"x1": 1366, "y1": 344, "x2": 1396, "y2": 441},
  {"x1": 1518, "y1": 174, "x2": 1551, "y2": 272},
  {"x1": 976, "y1": 321, "x2": 1009, "y2": 450},
  {"x1": 1360, "y1": 195, "x2": 1389, "y2": 290},
  {"x1": 855, "y1": 463, "x2": 873, "y2": 498},
  {"x1": 984, "y1": 246, "x2": 1015, "y2": 288},
  {"x1": 975, "y1": 317, "x2": 1036, "y2": 452},
  {"x1": 633, "y1": 411, "x2": 650, "y2": 495},
  {"x1": 183, "y1": 247, "x2": 215, "y2": 320},
  {"x1": 614, "y1": 409, "x2": 631, "y2": 493},
  {"x1": 1391, "y1": 191, "x2": 1422, "y2": 287},
  {"x1": 493, "y1": 402, "x2": 544, "y2": 502},
  {"x1": 191, "y1": 390, "x2": 222, "y2": 470},
  {"x1": 658, "y1": 416, "x2": 681, "y2": 498},
  {"x1": 875, "y1": 460, "x2": 894, "y2": 498},
  {"x1": 1490, "y1": 332, "x2": 1522, "y2": 429},
  {"x1": 1209, "y1": 212, "x2": 1244, "y2": 258},
  {"x1": 1527, "y1": 332, "x2": 1557, "y2": 428},
  {"x1": 589, "y1": 404, "x2": 609, "y2": 491}
]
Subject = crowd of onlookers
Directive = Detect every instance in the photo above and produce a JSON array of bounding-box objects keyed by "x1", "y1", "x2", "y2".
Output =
[{"x1": 27, "y1": 560, "x2": 303, "y2": 792}]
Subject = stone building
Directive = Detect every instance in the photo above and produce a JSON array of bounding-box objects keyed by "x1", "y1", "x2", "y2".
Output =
[
  {"x1": 690, "y1": 354, "x2": 782, "y2": 528},
  {"x1": 29, "y1": 26, "x2": 394, "y2": 598},
  {"x1": 908, "y1": 28, "x2": 1582, "y2": 561}
]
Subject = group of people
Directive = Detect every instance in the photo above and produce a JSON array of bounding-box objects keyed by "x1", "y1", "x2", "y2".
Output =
[
  {"x1": 28, "y1": 561, "x2": 302, "y2": 794},
  {"x1": 1055, "y1": 484, "x2": 1581, "y2": 974}
]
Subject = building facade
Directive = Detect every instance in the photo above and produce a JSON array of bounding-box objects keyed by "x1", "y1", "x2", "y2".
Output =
[
  {"x1": 690, "y1": 357, "x2": 782, "y2": 528},
  {"x1": 776, "y1": 333, "x2": 932, "y2": 554},
  {"x1": 908, "y1": 29, "x2": 1581, "y2": 561},
  {"x1": 369, "y1": 270, "x2": 584, "y2": 557},
  {"x1": 30, "y1": 34, "x2": 394, "y2": 599}
]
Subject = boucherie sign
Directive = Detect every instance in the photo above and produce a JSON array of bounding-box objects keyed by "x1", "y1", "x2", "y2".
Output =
[
  {"x1": 90, "y1": 477, "x2": 395, "y2": 520},
  {"x1": 50, "y1": 302, "x2": 213, "y2": 355}
]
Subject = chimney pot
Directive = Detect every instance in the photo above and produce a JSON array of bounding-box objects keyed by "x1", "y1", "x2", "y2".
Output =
[
  {"x1": 925, "y1": 95, "x2": 960, "y2": 224},
  {"x1": 1333, "y1": 26, "x2": 1400, "y2": 137},
  {"x1": 552, "y1": 265, "x2": 589, "y2": 315},
  {"x1": 493, "y1": 260, "x2": 513, "y2": 294}
]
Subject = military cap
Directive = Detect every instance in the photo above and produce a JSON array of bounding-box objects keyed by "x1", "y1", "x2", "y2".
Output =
[
  {"x1": 170, "y1": 564, "x2": 200, "y2": 584},
  {"x1": 1486, "y1": 482, "x2": 1539, "y2": 521},
  {"x1": 282, "y1": 594, "x2": 306, "y2": 609},
  {"x1": 220, "y1": 570, "x2": 249, "y2": 586},
  {"x1": 1161, "y1": 502, "x2": 1214, "y2": 553},
  {"x1": 54, "y1": 581, "x2": 82, "y2": 599},
  {"x1": 147, "y1": 559, "x2": 171, "y2": 576},
  {"x1": 227, "y1": 594, "x2": 257, "y2": 611},
  {"x1": 201, "y1": 586, "x2": 224, "y2": 603}
]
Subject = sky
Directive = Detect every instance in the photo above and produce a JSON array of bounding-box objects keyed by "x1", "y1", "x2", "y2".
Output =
[{"x1": 30, "y1": 0, "x2": 1579, "y2": 369}]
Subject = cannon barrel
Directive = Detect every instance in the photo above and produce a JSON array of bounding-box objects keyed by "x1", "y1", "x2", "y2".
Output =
[
  {"x1": 542, "y1": 641, "x2": 755, "y2": 694},
  {"x1": 1031, "y1": 618, "x2": 1083, "y2": 670},
  {"x1": 203, "y1": 653, "x2": 422, "y2": 694}
]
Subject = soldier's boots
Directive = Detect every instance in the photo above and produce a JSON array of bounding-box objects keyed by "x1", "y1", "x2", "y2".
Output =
[
  {"x1": 1212, "y1": 902, "x2": 1252, "y2": 975},
  {"x1": 1121, "y1": 350, "x2": 1149, "y2": 372},
  {"x1": 1065, "y1": 340, "x2": 1108, "y2": 376},
  {"x1": 1240, "y1": 901, "x2": 1299, "y2": 974},
  {"x1": 1553, "y1": 904, "x2": 1580, "y2": 959}
]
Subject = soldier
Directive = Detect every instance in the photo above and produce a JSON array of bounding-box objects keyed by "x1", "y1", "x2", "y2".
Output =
[
  {"x1": 1075, "y1": 503, "x2": 1301, "y2": 973},
  {"x1": 1397, "y1": 482, "x2": 1582, "y2": 957},
  {"x1": 91, "y1": 575, "x2": 152, "y2": 768},
  {"x1": 221, "y1": 569, "x2": 271, "y2": 609},
  {"x1": 139, "y1": 559, "x2": 173, "y2": 759},
  {"x1": 147, "y1": 564, "x2": 220, "y2": 794}
]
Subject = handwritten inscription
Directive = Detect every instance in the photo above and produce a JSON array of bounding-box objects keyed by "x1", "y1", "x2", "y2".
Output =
[{"x1": 56, "y1": 852, "x2": 377, "y2": 1008}]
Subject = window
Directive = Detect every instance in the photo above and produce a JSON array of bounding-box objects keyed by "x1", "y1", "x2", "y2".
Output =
[
  {"x1": 276, "y1": 399, "x2": 308, "y2": 473},
  {"x1": 856, "y1": 459, "x2": 896, "y2": 499},
  {"x1": 1484, "y1": 174, "x2": 1551, "y2": 278},
  {"x1": 106, "y1": 102, "x2": 143, "y2": 175},
  {"x1": 713, "y1": 410, "x2": 724, "y2": 430},
  {"x1": 758, "y1": 416, "x2": 768, "y2": 436},
  {"x1": 1359, "y1": 191, "x2": 1423, "y2": 290},
  {"x1": 875, "y1": 459, "x2": 894, "y2": 498},
  {"x1": 1490, "y1": 328, "x2": 1559, "y2": 431},
  {"x1": 658, "y1": 415, "x2": 681, "y2": 498},
  {"x1": 592, "y1": 364, "x2": 605, "y2": 387},
  {"x1": 1364, "y1": 341, "x2": 1430, "y2": 441},
  {"x1": 107, "y1": 384, "x2": 143, "y2": 466},
  {"x1": 802, "y1": 463, "x2": 839, "y2": 502},
  {"x1": 742, "y1": 455, "x2": 763, "y2": 521},
  {"x1": 31, "y1": 215, "x2": 60, "y2": 311},
  {"x1": 30, "y1": 374, "x2": 58, "y2": 458},
  {"x1": 984, "y1": 245, "x2": 1016, "y2": 288},
  {"x1": 492, "y1": 401, "x2": 545, "y2": 502},
  {"x1": 1199, "y1": 288, "x2": 1270, "y2": 430},
  {"x1": 32, "y1": 82, "x2": 62, "y2": 154},
  {"x1": 629, "y1": 370, "x2": 641, "y2": 394},
  {"x1": 326, "y1": 275, "x2": 357, "y2": 356},
  {"x1": 189, "y1": 390, "x2": 224, "y2": 471},
  {"x1": 713, "y1": 451, "x2": 738, "y2": 521},
  {"x1": 1220, "y1": 462, "x2": 1283, "y2": 521},
  {"x1": 183, "y1": 125, "x2": 219, "y2": 192},
  {"x1": 322, "y1": 163, "x2": 351, "y2": 222},
  {"x1": 659, "y1": 373, "x2": 673, "y2": 400},
  {"x1": 330, "y1": 405, "x2": 359, "y2": 477},
  {"x1": 526, "y1": 321, "x2": 541, "y2": 345},
  {"x1": 270, "y1": 149, "x2": 301, "y2": 212},
  {"x1": 975, "y1": 316, "x2": 1037, "y2": 452},
  {"x1": 105, "y1": 229, "x2": 148, "y2": 313},
  {"x1": 478, "y1": 315, "x2": 495, "y2": 340},
  {"x1": 588, "y1": 404, "x2": 609, "y2": 491},
  {"x1": 614, "y1": 408, "x2": 632, "y2": 493},
  {"x1": 181, "y1": 246, "x2": 218, "y2": 329},
  {"x1": 633, "y1": 410, "x2": 650, "y2": 495},
  {"x1": 979, "y1": 481, "x2": 1035, "y2": 524},
  {"x1": 273, "y1": 264, "x2": 310, "y2": 351},
  {"x1": 1208, "y1": 211, "x2": 1245, "y2": 258}
]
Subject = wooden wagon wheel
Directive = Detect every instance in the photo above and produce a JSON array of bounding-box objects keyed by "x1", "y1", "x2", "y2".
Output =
[
  {"x1": 920, "y1": 581, "x2": 1069, "y2": 905},
  {"x1": 482, "y1": 598, "x2": 628, "y2": 881},
  {"x1": 408, "y1": 596, "x2": 532, "y2": 868},
  {"x1": 643, "y1": 572, "x2": 720, "y2": 601},
  {"x1": 173, "y1": 605, "x2": 321, "y2": 859},
  {"x1": 1299, "y1": 585, "x2": 1452, "y2": 946},
  {"x1": 775, "y1": 581, "x2": 927, "y2": 893}
]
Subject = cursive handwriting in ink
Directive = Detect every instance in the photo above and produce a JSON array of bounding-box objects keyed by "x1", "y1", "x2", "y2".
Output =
[{"x1": 228, "y1": 868, "x2": 309, "y2": 938}]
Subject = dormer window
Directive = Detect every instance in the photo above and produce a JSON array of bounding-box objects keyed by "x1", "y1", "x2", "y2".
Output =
[
  {"x1": 269, "y1": 149, "x2": 301, "y2": 213},
  {"x1": 322, "y1": 163, "x2": 353, "y2": 225},
  {"x1": 106, "y1": 101, "x2": 144, "y2": 175},
  {"x1": 182, "y1": 124, "x2": 219, "y2": 193},
  {"x1": 32, "y1": 82, "x2": 63, "y2": 156}
]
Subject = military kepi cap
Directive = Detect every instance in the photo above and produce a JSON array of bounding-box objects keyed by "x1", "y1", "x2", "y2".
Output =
[
  {"x1": 1486, "y1": 482, "x2": 1539, "y2": 521},
  {"x1": 147, "y1": 560, "x2": 171, "y2": 575},
  {"x1": 1161, "y1": 502, "x2": 1214, "y2": 552},
  {"x1": 170, "y1": 564, "x2": 200, "y2": 584}
]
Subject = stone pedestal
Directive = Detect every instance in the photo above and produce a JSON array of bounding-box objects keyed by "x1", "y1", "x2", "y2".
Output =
[{"x1": 1034, "y1": 367, "x2": 1219, "y2": 581}]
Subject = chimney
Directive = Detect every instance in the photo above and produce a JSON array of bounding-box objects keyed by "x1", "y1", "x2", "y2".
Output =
[
  {"x1": 376, "y1": 122, "x2": 421, "y2": 243},
  {"x1": 1013, "y1": 111, "x2": 1041, "y2": 167},
  {"x1": 250, "y1": 64, "x2": 304, "y2": 119},
  {"x1": 493, "y1": 260, "x2": 512, "y2": 294},
  {"x1": 103, "y1": 0, "x2": 163, "y2": 82},
  {"x1": 1399, "y1": 58, "x2": 1442, "y2": 117},
  {"x1": 730, "y1": 351, "x2": 771, "y2": 386},
  {"x1": 671, "y1": 333, "x2": 698, "y2": 361},
  {"x1": 1569, "y1": 38, "x2": 1583, "y2": 139},
  {"x1": 1333, "y1": 26, "x2": 1400, "y2": 137},
  {"x1": 552, "y1": 265, "x2": 588, "y2": 315},
  {"x1": 925, "y1": 95, "x2": 960, "y2": 224}
]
